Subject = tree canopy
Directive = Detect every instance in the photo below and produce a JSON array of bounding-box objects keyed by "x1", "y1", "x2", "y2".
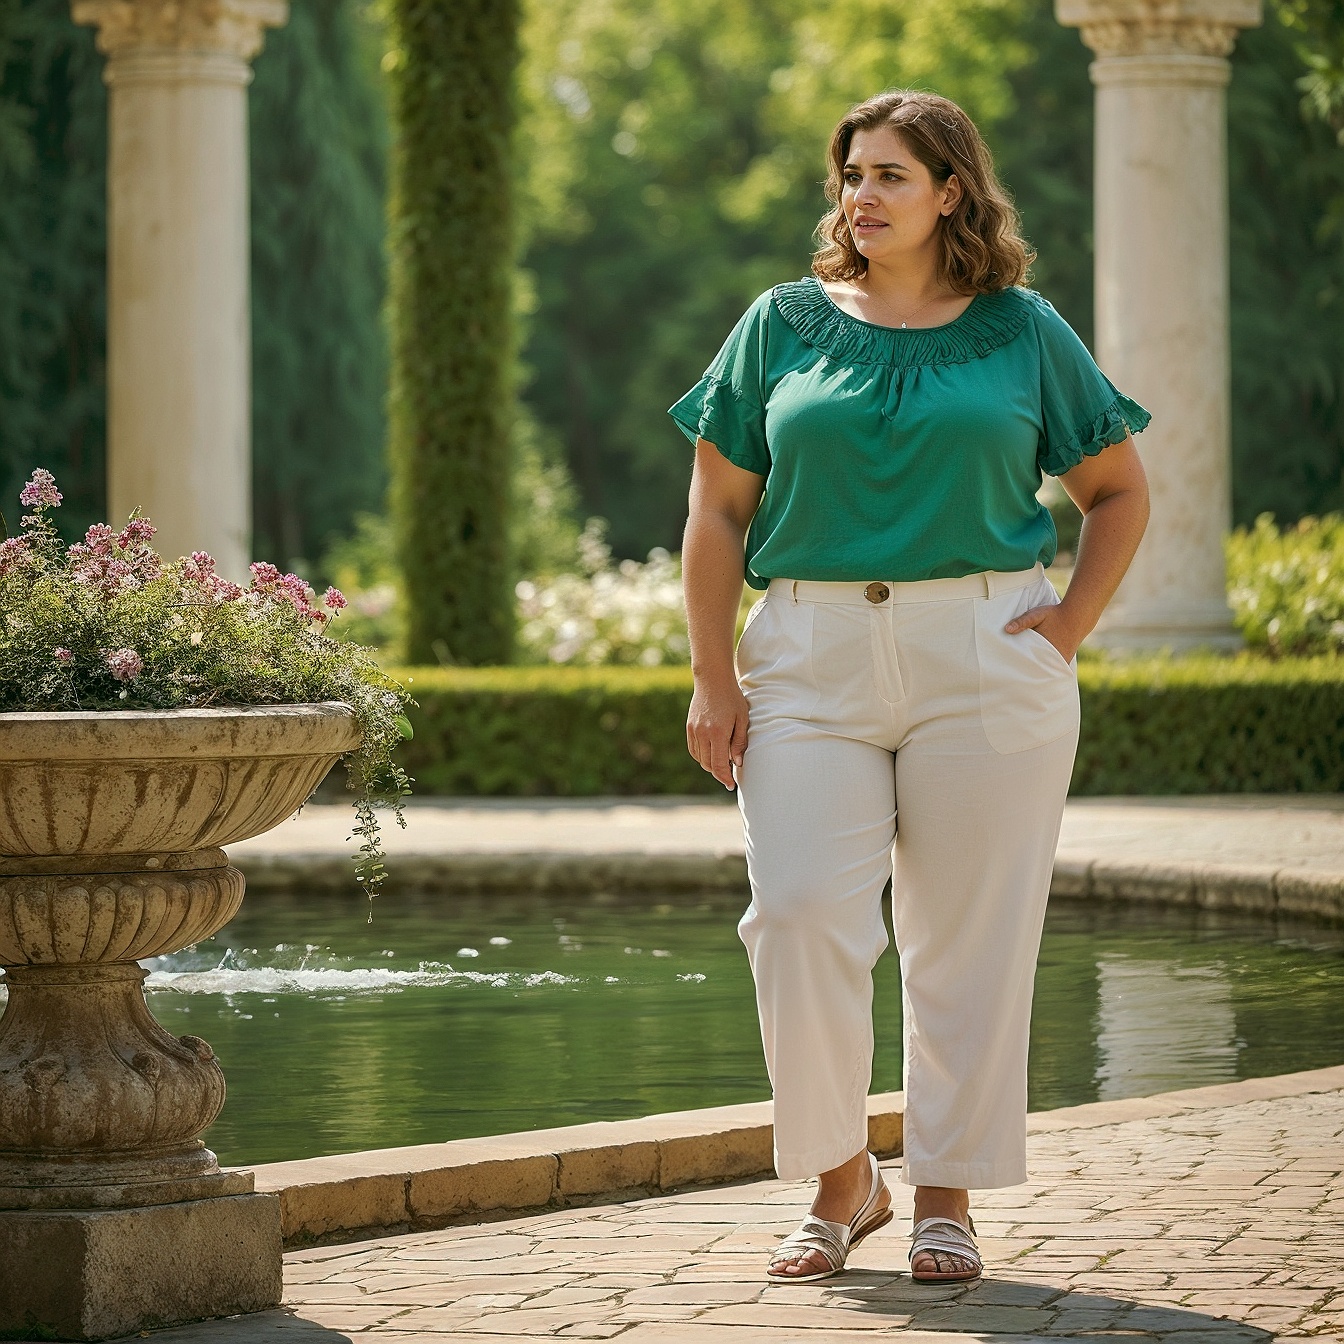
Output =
[
  {"x1": 2, "y1": 0, "x2": 1342, "y2": 572},
  {"x1": 517, "y1": 0, "x2": 1344, "y2": 555}
]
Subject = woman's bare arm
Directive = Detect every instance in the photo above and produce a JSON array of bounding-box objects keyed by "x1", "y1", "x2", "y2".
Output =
[
  {"x1": 683, "y1": 440, "x2": 765, "y2": 789},
  {"x1": 1006, "y1": 436, "x2": 1150, "y2": 660}
]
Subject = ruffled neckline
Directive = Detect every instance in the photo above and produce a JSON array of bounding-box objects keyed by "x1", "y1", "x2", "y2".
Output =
[{"x1": 772, "y1": 276, "x2": 1032, "y2": 369}]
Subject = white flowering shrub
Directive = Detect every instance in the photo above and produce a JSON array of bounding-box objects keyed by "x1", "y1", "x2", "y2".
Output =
[
  {"x1": 515, "y1": 519, "x2": 690, "y2": 666},
  {"x1": 1226, "y1": 513, "x2": 1344, "y2": 656}
]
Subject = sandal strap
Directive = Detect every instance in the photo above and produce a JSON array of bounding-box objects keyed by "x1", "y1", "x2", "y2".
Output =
[
  {"x1": 909, "y1": 1216, "x2": 982, "y2": 1269},
  {"x1": 772, "y1": 1214, "x2": 849, "y2": 1271},
  {"x1": 770, "y1": 1155, "x2": 890, "y2": 1274},
  {"x1": 850, "y1": 1153, "x2": 883, "y2": 1230}
]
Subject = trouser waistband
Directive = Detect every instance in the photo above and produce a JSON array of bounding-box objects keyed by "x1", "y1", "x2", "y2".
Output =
[{"x1": 767, "y1": 564, "x2": 1044, "y2": 607}]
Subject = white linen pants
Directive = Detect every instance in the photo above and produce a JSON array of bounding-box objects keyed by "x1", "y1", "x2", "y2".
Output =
[{"x1": 734, "y1": 564, "x2": 1079, "y2": 1189}]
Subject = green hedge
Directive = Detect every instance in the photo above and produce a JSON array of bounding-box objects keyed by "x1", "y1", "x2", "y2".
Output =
[
  {"x1": 1071, "y1": 655, "x2": 1344, "y2": 794},
  {"x1": 391, "y1": 667, "x2": 709, "y2": 796},
  {"x1": 387, "y1": 658, "x2": 1344, "y2": 797}
]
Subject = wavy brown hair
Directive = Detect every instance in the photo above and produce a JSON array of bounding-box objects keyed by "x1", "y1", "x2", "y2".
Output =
[{"x1": 813, "y1": 90, "x2": 1033, "y2": 293}]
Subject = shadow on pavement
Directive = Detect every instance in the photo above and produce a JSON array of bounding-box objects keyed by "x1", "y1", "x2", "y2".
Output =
[
  {"x1": 823, "y1": 1270, "x2": 1272, "y2": 1341},
  {"x1": 136, "y1": 1310, "x2": 355, "y2": 1343}
]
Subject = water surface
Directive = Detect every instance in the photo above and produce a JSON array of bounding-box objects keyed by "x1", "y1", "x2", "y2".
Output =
[{"x1": 117, "y1": 890, "x2": 1344, "y2": 1166}]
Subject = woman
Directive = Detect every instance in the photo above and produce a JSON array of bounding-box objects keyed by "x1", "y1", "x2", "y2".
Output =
[{"x1": 671, "y1": 90, "x2": 1150, "y2": 1285}]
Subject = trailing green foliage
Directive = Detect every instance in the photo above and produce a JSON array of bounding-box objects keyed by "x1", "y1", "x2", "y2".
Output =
[
  {"x1": 250, "y1": 0, "x2": 389, "y2": 569},
  {"x1": 389, "y1": 657, "x2": 1344, "y2": 797},
  {"x1": 1227, "y1": 512, "x2": 1344, "y2": 654},
  {"x1": 990, "y1": 2, "x2": 1095, "y2": 340},
  {"x1": 386, "y1": 0, "x2": 519, "y2": 665}
]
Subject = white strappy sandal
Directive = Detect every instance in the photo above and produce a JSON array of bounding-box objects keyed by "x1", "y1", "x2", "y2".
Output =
[
  {"x1": 908, "y1": 1214, "x2": 982, "y2": 1283},
  {"x1": 766, "y1": 1152, "x2": 893, "y2": 1284}
]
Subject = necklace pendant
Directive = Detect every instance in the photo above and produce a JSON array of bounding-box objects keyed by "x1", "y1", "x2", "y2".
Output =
[{"x1": 900, "y1": 321, "x2": 908, "y2": 329}]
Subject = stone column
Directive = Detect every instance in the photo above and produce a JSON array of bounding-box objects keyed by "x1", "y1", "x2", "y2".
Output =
[
  {"x1": 1056, "y1": 0, "x2": 1260, "y2": 651},
  {"x1": 74, "y1": 0, "x2": 287, "y2": 581}
]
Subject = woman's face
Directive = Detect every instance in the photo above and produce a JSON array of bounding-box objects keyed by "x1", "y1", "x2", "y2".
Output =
[{"x1": 840, "y1": 125, "x2": 961, "y2": 267}]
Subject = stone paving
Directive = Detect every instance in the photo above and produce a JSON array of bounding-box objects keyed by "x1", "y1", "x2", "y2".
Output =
[
  {"x1": 227, "y1": 794, "x2": 1344, "y2": 921},
  {"x1": 230, "y1": 794, "x2": 1344, "y2": 875},
  {"x1": 147, "y1": 1075, "x2": 1344, "y2": 1343}
]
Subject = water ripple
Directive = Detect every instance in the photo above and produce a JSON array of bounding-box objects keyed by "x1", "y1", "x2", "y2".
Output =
[{"x1": 144, "y1": 962, "x2": 579, "y2": 996}]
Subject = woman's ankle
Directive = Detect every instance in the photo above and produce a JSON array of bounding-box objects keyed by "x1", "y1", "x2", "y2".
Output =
[
  {"x1": 912, "y1": 1184, "x2": 970, "y2": 1225},
  {"x1": 812, "y1": 1149, "x2": 879, "y2": 1220}
]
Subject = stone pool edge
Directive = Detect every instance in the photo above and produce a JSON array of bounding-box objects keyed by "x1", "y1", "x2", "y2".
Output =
[
  {"x1": 233, "y1": 850, "x2": 1344, "y2": 923},
  {"x1": 244, "y1": 1064, "x2": 1344, "y2": 1249},
  {"x1": 245, "y1": 1093, "x2": 903, "y2": 1249}
]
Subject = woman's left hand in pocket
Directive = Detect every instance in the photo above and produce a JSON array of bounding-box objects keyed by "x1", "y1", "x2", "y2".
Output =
[{"x1": 1004, "y1": 604, "x2": 1083, "y2": 664}]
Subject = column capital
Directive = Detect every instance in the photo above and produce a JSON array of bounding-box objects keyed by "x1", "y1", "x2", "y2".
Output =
[
  {"x1": 1055, "y1": 0, "x2": 1261, "y2": 58},
  {"x1": 72, "y1": 0, "x2": 287, "y2": 64}
]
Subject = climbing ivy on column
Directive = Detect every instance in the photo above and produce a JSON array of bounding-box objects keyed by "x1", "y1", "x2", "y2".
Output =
[{"x1": 386, "y1": 0, "x2": 518, "y2": 665}]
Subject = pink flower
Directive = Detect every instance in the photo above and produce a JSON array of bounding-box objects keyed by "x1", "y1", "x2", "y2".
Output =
[
  {"x1": 249, "y1": 561, "x2": 327, "y2": 620},
  {"x1": 53, "y1": 647, "x2": 73, "y2": 664},
  {"x1": 104, "y1": 647, "x2": 143, "y2": 682},
  {"x1": 324, "y1": 586, "x2": 348, "y2": 611},
  {"x1": 117, "y1": 517, "x2": 156, "y2": 548},
  {"x1": 182, "y1": 550, "x2": 216, "y2": 583},
  {"x1": 249, "y1": 561, "x2": 283, "y2": 590},
  {"x1": 130, "y1": 548, "x2": 162, "y2": 583},
  {"x1": 182, "y1": 550, "x2": 241, "y2": 600},
  {"x1": 83, "y1": 524, "x2": 116, "y2": 556},
  {"x1": 0, "y1": 536, "x2": 31, "y2": 576},
  {"x1": 19, "y1": 469, "x2": 62, "y2": 509},
  {"x1": 71, "y1": 552, "x2": 140, "y2": 595}
]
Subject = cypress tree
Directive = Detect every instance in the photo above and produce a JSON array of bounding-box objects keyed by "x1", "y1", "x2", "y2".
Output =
[{"x1": 386, "y1": 0, "x2": 518, "y2": 666}]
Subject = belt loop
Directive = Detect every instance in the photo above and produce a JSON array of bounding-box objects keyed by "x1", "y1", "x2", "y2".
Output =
[
  {"x1": 791, "y1": 580, "x2": 799, "y2": 605},
  {"x1": 980, "y1": 572, "x2": 992, "y2": 599}
]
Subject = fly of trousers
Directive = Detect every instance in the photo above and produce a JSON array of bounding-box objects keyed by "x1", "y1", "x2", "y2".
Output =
[{"x1": 734, "y1": 564, "x2": 1080, "y2": 1189}]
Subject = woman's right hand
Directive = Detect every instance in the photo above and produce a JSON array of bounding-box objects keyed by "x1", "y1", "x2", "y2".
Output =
[
  {"x1": 682, "y1": 438, "x2": 764, "y2": 791},
  {"x1": 687, "y1": 675, "x2": 750, "y2": 790}
]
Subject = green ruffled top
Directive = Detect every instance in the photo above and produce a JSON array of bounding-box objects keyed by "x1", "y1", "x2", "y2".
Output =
[{"x1": 670, "y1": 278, "x2": 1150, "y2": 589}]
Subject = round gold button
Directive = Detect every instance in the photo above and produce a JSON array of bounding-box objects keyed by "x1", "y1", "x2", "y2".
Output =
[{"x1": 864, "y1": 582, "x2": 890, "y2": 604}]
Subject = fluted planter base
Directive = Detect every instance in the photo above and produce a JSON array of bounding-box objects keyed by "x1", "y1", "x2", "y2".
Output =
[
  {"x1": 0, "y1": 859, "x2": 281, "y2": 1339},
  {"x1": 0, "y1": 700, "x2": 360, "y2": 1339}
]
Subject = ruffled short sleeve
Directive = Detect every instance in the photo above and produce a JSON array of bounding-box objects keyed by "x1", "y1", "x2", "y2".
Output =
[
  {"x1": 668, "y1": 292, "x2": 772, "y2": 476},
  {"x1": 1026, "y1": 291, "x2": 1151, "y2": 477}
]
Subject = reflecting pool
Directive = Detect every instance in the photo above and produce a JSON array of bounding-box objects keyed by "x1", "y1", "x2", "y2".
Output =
[{"x1": 113, "y1": 890, "x2": 1344, "y2": 1166}]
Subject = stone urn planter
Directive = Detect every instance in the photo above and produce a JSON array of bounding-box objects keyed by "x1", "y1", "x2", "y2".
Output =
[{"x1": 0, "y1": 704, "x2": 360, "y2": 1341}]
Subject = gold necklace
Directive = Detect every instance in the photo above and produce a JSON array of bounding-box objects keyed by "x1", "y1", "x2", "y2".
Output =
[{"x1": 865, "y1": 286, "x2": 948, "y2": 329}]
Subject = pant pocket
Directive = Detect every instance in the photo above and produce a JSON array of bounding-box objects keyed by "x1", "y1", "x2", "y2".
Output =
[
  {"x1": 972, "y1": 584, "x2": 1079, "y2": 755},
  {"x1": 737, "y1": 597, "x2": 820, "y2": 721}
]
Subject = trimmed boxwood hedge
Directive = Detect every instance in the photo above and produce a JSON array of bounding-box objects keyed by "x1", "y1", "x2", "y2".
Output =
[{"x1": 387, "y1": 658, "x2": 1344, "y2": 797}]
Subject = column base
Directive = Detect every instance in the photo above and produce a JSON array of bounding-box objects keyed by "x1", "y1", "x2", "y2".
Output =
[
  {"x1": 1088, "y1": 597, "x2": 1243, "y2": 654},
  {"x1": 0, "y1": 1192, "x2": 281, "y2": 1341}
]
